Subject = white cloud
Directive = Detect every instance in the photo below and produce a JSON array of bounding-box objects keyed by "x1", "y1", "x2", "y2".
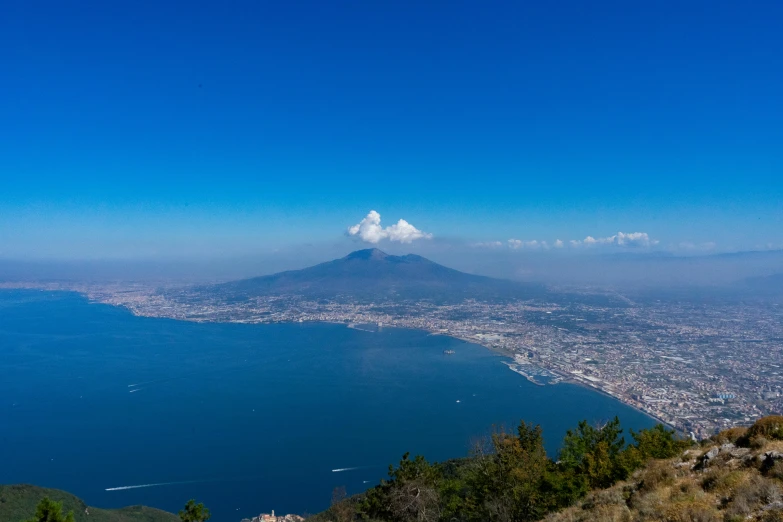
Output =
[
  {"x1": 476, "y1": 233, "x2": 659, "y2": 251},
  {"x1": 348, "y1": 210, "x2": 385, "y2": 243},
  {"x1": 571, "y1": 232, "x2": 658, "y2": 248},
  {"x1": 385, "y1": 219, "x2": 431, "y2": 243},
  {"x1": 615, "y1": 232, "x2": 658, "y2": 246},
  {"x1": 508, "y1": 239, "x2": 542, "y2": 250},
  {"x1": 348, "y1": 210, "x2": 432, "y2": 244}
]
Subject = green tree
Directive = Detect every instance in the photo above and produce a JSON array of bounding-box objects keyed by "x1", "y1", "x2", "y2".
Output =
[
  {"x1": 539, "y1": 465, "x2": 589, "y2": 511},
  {"x1": 631, "y1": 424, "x2": 690, "y2": 460},
  {"x1": 179, "y1": 499, "x2": 211, "y2": 522},
  {"x1": 360, "y1": 453, "x2": 442, "y2": 522},
  {"x1": 465, "y1": 421, "x2": 551, "y2": 522},
  {"x1": 330, "y1": 486, "x2": 356, "y2": 522},
  {"x1": 559, "y1": 417, "x2": 626, "y2": 489},
  {"x1": 614, "y1": 423, "x2": 691, "y2": 477},
  {"x1": 356, "y1": 419, "x2": 691, "y2": 522},
  {"x1": 24, "y1": 497, "x2": 75, "y2": 522}
]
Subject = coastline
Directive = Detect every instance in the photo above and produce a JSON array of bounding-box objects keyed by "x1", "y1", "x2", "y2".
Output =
[
  {"x1": 424, "y1": 328, "x2": 677, "y2": 432},
  {"x1": 106, "y1": 300, "x2": 681, "y2": 433},
  {"x1": 0, "y1": 285, "x2": 680, "y2": 435}
]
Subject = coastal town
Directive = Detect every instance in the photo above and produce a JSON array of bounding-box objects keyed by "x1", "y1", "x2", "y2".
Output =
[
  {"x1": 10, "y1": 279, "x2": 779, "y2": 441},
  {"x1": 241, "y1": 510, "x2": 304, "y2": 522}
]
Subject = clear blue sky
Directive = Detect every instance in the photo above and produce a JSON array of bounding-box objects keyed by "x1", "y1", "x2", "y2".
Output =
[{"x1": 1, "y1": 0, "x2": 781, "y2": 259}]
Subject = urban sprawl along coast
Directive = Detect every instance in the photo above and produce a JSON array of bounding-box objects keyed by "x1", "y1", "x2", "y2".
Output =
[{"x1": 4, "y1": 281, "x2": 782, "y2": 440}]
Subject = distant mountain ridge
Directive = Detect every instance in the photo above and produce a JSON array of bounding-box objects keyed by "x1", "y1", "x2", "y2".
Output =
[
  {"x1": 211, "y1": 248, "x2": 546, "y2": 302},
  {"x1": 740, "y1": 272, "x2": 783, "y2": 297}
]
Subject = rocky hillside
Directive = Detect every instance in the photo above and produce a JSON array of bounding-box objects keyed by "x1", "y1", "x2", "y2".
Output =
[
  {"x1": 312, "y1": 417, "x2": 783, "y2": 522},
  {"x1": 545, "y1": 416, "x2": 783, "y2": 522}
]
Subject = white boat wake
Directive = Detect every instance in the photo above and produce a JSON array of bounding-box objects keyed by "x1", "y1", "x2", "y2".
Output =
[
  {"x1": 332, "y1": 466, "x2": 364, "y2": 473},
  {"x1": 106, "y1": 479, "x2": 203, "y2": 491}
]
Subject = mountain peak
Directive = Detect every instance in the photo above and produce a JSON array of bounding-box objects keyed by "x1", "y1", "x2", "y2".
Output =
[
  {"x1": 219, "y1": 248, "x2": 546, "y2": 303},
  {"x1": 344, "y1": 248, "x2": 389, "y2": 260}
]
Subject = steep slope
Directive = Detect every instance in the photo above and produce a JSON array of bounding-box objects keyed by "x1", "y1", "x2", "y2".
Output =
[
  {"x1": 546, "y1": 419, "x2": 783, "y2": 522},
  {"x1": 312, "y1": 417, "x2": 783, "y2": 522},
  {"x1": 0, "y1": 484, "x2": 179, "y2": 522},
  {"x1": 211, "y1": 248, "x2": 546, "y2": 302}
]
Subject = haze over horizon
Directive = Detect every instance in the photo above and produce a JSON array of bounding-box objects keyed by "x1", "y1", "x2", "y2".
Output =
[{"x1": 2, "y1": 1, "x2": 781, "y2": 274}]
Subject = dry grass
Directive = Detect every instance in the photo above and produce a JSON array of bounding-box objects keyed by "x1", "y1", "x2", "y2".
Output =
[
  {"x1": 763, "y1": 441, "x2": 783, "y2": 453},
  {"x1": 549, "y1": 445, "x2": 783, "y2": 521},
  {"x1": 662, "y1": 501, "x2": 721, "y2": 522},
  {"x1": 768, "y1": 461, "x2": 783, "y2": 481},
  {"x1": 752, "y1": 436, "x2": 772, "y2": 449},
  {"x1": 725, "y1": 474, "x2": 781, "y2": 517},
  {"x1": 762, "y1": 509, "x2": 783, "y2": 522},
  {"x1": 581, "y1": 487, "x2": 626, "y2": 510},
  {"x1": 701, "y1": 468, "x2": 751, "y2": 496},
  {"x1": 546, "y1": 419, "x2": 783, "y2": 522},
  {"x1": 635, "y1": 459, "x2": 676, "y2": 494}
]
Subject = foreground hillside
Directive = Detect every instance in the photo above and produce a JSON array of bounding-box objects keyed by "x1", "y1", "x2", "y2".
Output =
[
  {"x1": 7, "y1": 417, "x2": 783, "y2": 522},
  {"x1": 546, "y1": 417, "x2": 783, "y2": 522},
  {"x1": 313, "y1": 418, "x2": 691, "y2": 522},
  {"x1": 315, "y1": 416, "x2": 783, "y2": 522},
  {"x1": 0, "y1": 484, "x2": 179, "y2": 522}
]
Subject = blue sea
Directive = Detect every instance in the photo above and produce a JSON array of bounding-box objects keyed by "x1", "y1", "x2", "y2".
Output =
[{"x1": 0, "y1": 290, "x2": 654, "y2": 521}]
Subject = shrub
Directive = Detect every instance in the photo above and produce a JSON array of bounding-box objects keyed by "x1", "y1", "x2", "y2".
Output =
[
  {"x1": 589, "y1": 504, "x2": 631, "y2": 522},
  {"x1": 767, "y1": 460, "x2": 783, "y2": 481},
  {"x1": 724, "y1": 474, "x2": 781, "y2": 519},
  {"x1": 740, "y1": 416, "x2": 783, "y2": 446},
  {"x1": 713, "y1": 427, "x2": 748, "y2": 445},
  {"x1": 663, "y1": 503, "x2": 720, "y2": 522},
  {"x1": 669, "y1": 477, "x2": 700, "y2": 503},
  {"x1": 701, "y1": 469, "x2": 748, "y2": 496},
  {"x1": 630, "y1": 489, "x2": 666, "y2": 520},
  {"x1": 751, "y1": 436, "x2": 771, "y2": 449},
  {"x1": 762, "y1": 509, "x2": 783, "y2": 522},
  {"x1": 329, "y1": 487, "x2": 356, "y2": 522},
  {"x1": 580, "y1": 487, "x2": 626, "y2": 510},
  {"x1": 636, "y1": 460, "x2": 675, "y2": 494}
]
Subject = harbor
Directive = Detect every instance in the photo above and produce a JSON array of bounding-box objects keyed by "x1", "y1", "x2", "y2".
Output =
[{"x1": 504, "y1": 354, "x2": 564, "y2": 386}]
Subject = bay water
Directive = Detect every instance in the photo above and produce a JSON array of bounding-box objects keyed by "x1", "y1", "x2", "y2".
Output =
[{"x1": 0, "y1": 290, "x2": 654, "y2": 520}]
